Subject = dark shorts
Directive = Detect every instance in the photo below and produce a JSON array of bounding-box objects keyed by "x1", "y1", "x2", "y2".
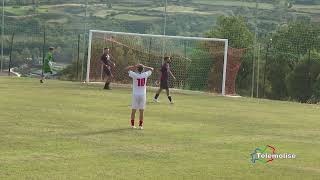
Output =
[
  {"x1": 104, "y1": 68, "x2": 112, "y2": 76},
  {"x1": 160, "y1": 79, "x2": 169, "y2": 89}
]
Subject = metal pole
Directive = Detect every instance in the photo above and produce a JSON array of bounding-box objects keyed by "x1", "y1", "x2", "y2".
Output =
[
  {"x1": 251, "y1": 0, "x2": 258, "y2": 98},
  {"x1": 251, "y1": 45, "x2": 256, "y2": 97},
  {"x1": 263, "y1": 44, "x2": 268, "y2": 98},
  {"x1": 256, "y1": 44, "x2": 260, "y2": 98},
  {"x1": 263, "y1": 39, "x2": 271, "y2": 97},
  {"x1": 41, "y1": 25, "x2": 46, "y2": 79},
  {"x1": 222, "y1": 40, "x2": 229, "y2": 96},
  {"x1": 308, "y1": 48, "x2": 311, "y2": 94},
  {"x1": 81, "y1": 0, "x2": 88, "y2": 81},
  {"x1": 184, "y1": 41, "x2": 187, "y2": 59},
  {"x1": 1, "y1": 0, "x2": 4, "y2": 72},
  {"x1": 161, "y1": 0, "x2": 167, "y2": 64},
  {"x1": 76, "y1": 34, "x2": 80, "y2": 81},
  {"x1": 148, "y1": 37, "x2": 151, "y2": 62},
  {"x1": 8, "y1": 32, "x2": 14, "y2": 76},
  {"x1": 86, "y1": 30, "x2": 92, "y2": 83}
]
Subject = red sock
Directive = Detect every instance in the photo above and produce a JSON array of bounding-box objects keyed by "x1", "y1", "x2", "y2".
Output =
[
  {"x1": 131, "y1": 119, "x2": 135, "y2": 126},
  {"x1": 139, "y1": 120, "x2": 143, "y2": 127}
]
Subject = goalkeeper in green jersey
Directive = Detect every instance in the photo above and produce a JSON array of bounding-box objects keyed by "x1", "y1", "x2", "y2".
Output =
[{"x1": 40, "y1": 47, "x2": 54, "y2": 83}]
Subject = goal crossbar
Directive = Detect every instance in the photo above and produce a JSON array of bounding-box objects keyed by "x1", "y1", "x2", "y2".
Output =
[{"x1": 89, "y1": 30, "x2": 228, "y2": 42}]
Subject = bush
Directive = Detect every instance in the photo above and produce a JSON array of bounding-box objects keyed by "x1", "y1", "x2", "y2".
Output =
[
  {"x1": 267, "y1": 54, "x2": 291, "y2": 100},
  {"x1": 286, "y1": 61, "x2": 311, "y2": 102},
  {"x1": 58, "y1": 61, "x2": 82, "y2": 81},
  {"x1": 186, "y1": 49, "x2": 213, "y2": 90},
  {"x1": 286, "y1": 51, "x2": 320, "y2": 103},
  {"x1": 309, "y1": 75, "x2": 320, "y2": 103}
]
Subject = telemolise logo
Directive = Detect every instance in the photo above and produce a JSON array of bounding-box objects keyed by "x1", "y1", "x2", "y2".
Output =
[{"x1": 251, "y1": 145, "x2": 296, "y2": 164}]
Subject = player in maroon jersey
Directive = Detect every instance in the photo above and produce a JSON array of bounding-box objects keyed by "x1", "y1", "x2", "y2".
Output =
[
  {"x1": 101, "y1": 47, "x2": 115, "y2": 90},
  {"x1": 153, "y1": 56, "x2": 176, "y2": 104}
]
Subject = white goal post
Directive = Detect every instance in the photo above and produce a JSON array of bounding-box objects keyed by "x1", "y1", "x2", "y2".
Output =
[{"x1": 86, "y1": 30, "x2": 228, "y2": 95}]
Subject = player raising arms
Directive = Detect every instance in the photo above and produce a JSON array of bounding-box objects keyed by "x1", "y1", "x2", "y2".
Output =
[
  {"x1": 126, "y1": 64, "x2": 154, "y2": 130},
  {"x1": 101, "y1": 47, "x2": 115, "y2": 90},
  {"x1": 153, "y1": 56, "x2": 176, "y2": 104}
]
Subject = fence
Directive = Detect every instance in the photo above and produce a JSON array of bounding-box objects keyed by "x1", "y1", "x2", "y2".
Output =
[{"x1": 1, "y1": 0, "x2": 319, "y2": 102}]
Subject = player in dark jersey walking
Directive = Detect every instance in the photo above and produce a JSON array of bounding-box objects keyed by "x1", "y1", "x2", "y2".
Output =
[
  {"x1": 101, "y1": 47, "x2": 115, "y2": 90},
  {"x1": 153, "y1": 56, "x2": 176, "y2": 104}
]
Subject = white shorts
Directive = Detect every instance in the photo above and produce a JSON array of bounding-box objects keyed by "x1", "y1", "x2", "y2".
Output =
[{"x1": 132, "y1": 94, "x2": 146, "y2": 110}]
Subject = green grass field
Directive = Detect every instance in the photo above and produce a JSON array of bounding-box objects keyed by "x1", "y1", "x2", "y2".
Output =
[
  {"x1": 195, "y1": 0, "x2": 274, "y2": 10},
  {"x1": 0, "y1": 77, "x2": 319, "y2": 180},
  {"x1": 114, "y1": 14, "x2": 161, "y2": 21}
]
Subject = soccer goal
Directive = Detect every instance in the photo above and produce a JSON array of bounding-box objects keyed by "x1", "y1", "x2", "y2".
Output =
[{"x1": 86, "y1": 30, "x2": 229, "y2": 95}]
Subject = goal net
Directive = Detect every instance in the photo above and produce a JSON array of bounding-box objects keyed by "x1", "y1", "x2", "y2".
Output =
[{"x1": 86, "y1": 30, "x2": 229, "y2": 95}]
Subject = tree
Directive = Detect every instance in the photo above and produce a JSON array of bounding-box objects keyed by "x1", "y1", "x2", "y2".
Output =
[
  {"x1": 272, "y1": 21, "x2": 320, "y2": 60},
  {"x1": 206, "y1": 16, "x2": 253, "y2": 49},
  {"x1": 286, "y1": 51, "x2": 320, "y2": 102},
  {"x1": 260, "y1": 20, "x2": 320, "y2": 100},
  {"x1": 206, "y1": 16, "x2": 254, "y2": 94},
  {"x1": 266, "y1": 53, "x2": 291, "y2": 99}
]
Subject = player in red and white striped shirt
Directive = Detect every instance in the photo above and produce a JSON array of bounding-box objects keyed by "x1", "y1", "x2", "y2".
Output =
[{"x1": 126, "y1": 64, "x2": 154, "y2": 130}]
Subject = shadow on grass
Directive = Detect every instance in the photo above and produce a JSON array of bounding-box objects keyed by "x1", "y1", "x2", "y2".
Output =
[
  {"x1": 68, "y1": 128, "x2": 131, "y2": 136},
  {"x1": 117, "y1": 101, "x2": 158, "y2": 107}
]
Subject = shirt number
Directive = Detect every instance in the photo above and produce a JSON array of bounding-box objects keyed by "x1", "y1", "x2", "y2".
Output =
[{"x1": 137, "y1": 78, "x2": 146, "y2": 87}]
